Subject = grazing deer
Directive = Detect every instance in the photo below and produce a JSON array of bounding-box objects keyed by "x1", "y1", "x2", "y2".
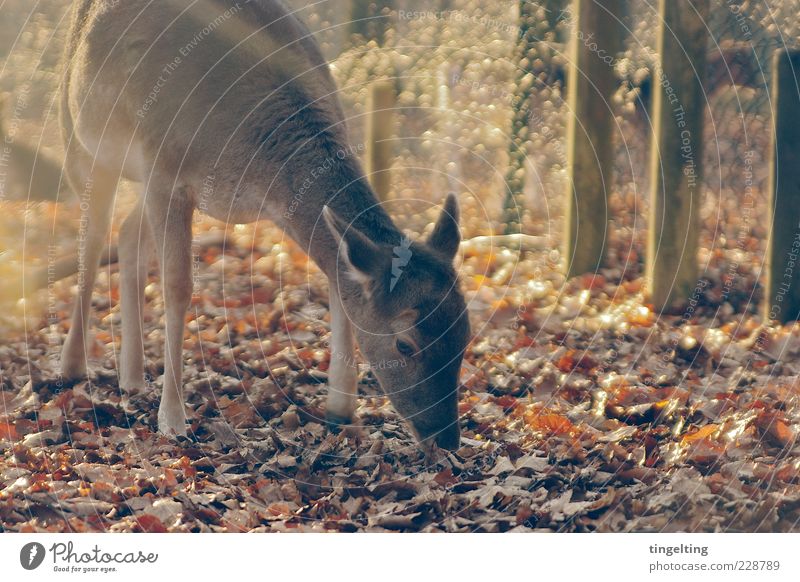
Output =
[{"x1": 58, "y1": 0, "x2": 469, "y2": 450}]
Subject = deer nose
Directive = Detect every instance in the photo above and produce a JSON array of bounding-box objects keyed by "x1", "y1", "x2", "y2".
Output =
[{"x1": 434, "y1": 424, "x2": 461, "y2": 451}]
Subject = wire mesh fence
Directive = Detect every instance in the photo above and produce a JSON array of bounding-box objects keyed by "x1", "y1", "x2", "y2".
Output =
[
  {"x1": 1, "y1": 0, "x2": 799, "y2": 296},
  {"x1": 288, "y1": 1, "x2": 799, "y2": 281}
]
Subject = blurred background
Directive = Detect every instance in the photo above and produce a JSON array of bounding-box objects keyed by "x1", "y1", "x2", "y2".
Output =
[{"x1": 0, "y1": 0, "x2": 799, "y2": 314}]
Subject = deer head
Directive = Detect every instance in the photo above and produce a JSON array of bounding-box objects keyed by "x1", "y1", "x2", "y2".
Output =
[{"x1": 323, "y1": 194, "x2": 470, "y2": 450}]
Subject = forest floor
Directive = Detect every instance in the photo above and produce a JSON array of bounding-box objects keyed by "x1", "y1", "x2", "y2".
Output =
[{"x1": 2, "y1": 200, "x2": 800, "y2": 533}]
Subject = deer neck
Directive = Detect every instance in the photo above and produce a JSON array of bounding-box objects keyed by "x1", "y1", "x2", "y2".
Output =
[{"x1": 279, "y1": 141, "x2": 402, "y2": 283}]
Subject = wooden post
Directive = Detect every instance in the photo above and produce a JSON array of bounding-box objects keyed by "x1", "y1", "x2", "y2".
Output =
[
  {"x1": 765, "y1": 49, "x2": 800, "y2": 324},
  {"x1": 563, "y1": 0, "x2": 623, "y2": 277},
  {"x1": 365, "y1": 80, "x2": 395, "y2": 201},
  {"x1": 645, "y1": 0, "x2": 708, "y2": 311}
]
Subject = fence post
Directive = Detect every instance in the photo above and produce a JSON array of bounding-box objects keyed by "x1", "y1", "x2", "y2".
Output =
[
  {"x1": 764, "y1": 49, "x2": 800, "y2": 324},
  {"x1": 645, "y1": 0, "x2": 708, "y2": 312},
  {"x1": 563, "y1": 0, "x2": 623, "y2": 277},
  {"x1": 365, "y1": 80, "x2": 395, "y2": 201}
]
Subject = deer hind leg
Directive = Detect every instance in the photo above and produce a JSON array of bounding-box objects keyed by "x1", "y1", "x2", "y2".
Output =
[
  {"x1": 60, "y1": 151, "x2": 116, "y2": 380},
  {"x1": 118, "y1": 195, "x2": 154, "y2": 392},
  {"x1": 145, "y1": 184, "x2": 193, "y2": 436},
  {"x1": 326, "y1": 282, "x2": 358, "y2": 425}
]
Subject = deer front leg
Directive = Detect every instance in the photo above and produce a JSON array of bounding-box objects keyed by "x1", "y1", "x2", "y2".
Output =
[
  {"x1": 145, "y1": 187, "x2": 193, "y2": 436},
  {"x1": 118, "y1": 197, "x2": 154, "y2": 392},
  {"x1": 326, "y1": 283, "x2": 358, "y2": 426}
]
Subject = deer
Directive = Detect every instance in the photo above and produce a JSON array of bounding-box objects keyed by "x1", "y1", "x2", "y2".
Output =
[{"x1": 56, "y1": 0, "x2": 470, "y2": 451}]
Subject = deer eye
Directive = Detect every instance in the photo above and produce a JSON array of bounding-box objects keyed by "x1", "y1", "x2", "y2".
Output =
[{"x1": 396, "y1": 338, "x2": 417, "y2": 358}]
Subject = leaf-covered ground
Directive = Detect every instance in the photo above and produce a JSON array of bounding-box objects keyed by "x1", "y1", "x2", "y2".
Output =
[{"x1": 1, "y1": 199, "x2": 800, "y2": 533}]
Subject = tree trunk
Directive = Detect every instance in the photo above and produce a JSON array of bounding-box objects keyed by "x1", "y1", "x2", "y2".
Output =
[
  {"x1": 562, "y1": 0, "x2": 623, "y2": 277},
  {"x1": 645, "y1": 0, "x2": 709, "y2": 312},
  {"x1": 764, "y1": 49, "x2": 800, "y2": 323}
]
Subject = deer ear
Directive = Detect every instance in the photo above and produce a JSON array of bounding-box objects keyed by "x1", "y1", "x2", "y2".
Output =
[
  {"x1": 427, "y1": 193, "x2": 461, "y2": 260},
  {"x1": 322, "y1": 205, "x2": 383, "y2": 289}
]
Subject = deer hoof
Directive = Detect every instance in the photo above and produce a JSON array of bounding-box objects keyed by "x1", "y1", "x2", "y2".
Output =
[
  {"x1": 326, "y1": 412, "x2": 364, "y2": 441},
  {"x1": 325, "y1": 411, "x2": 352, "y2": 432},
  {"x1": 60, "y1": 336, "x2": 88, "y2": 379},
  {"x1": 119, "y1": 380, "x2": 145, "y2": 396},
  {"x1": 157, "y1": 405, "x2": 187, "y2": 438},
  {"x1": 60, "y1": 355, "x2": 87, "y2": 380}
]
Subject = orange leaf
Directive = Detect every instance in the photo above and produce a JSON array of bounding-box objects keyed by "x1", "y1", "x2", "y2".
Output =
[
  {"x1": 769, "y1": 419, "x2": 795, "y2": 448},
  {"x1": 685, "y1": 440, "x2": 725, "y2": 466},
  {"x1": 776, "y1": 464, "x2": 800, "y2": 483},
  {"x1": 0, "y1": 421, "x2": 18, "y2": 441},
  {"x1": 433, "y1": 468, "x2": 459, "y2": 488},
  {"x1": 555, "y1": 350, "x2": 596, "y2": 373},
  {"x1": 526, "y1": 413, "x2": 575, "y2": 436},
  {"x1": 136, "y1": 514, "x2": 168, "y2": 533},
  {"x1": 492, "y1": 395, "x2": 518, "y2": 409},
  {"x1": 172, "y1": 455, "x2": 197, "y2": 479},
  {"x1": 95, "y1": 331, "x2": 112, "y2": 343},
  {"x1": 162, "y1": 468, "x2": 178, "y2": 490},
  {"x1": 239, "y1": 287, "x2": 273, "y2": 306},
  {"x1": 682, "y1": 424, "x2": 720, "y2": 444},
  {"x1": 267, "y1": 503, "x2": 291, "y2": 516},
  {"x1": 756, "y1": 412, "x2": 796, "y2": 448}
]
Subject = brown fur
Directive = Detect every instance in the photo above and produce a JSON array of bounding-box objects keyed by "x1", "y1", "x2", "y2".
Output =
[{"x1": 58, "y1": 0, "x2": 469, "y2": 450}]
